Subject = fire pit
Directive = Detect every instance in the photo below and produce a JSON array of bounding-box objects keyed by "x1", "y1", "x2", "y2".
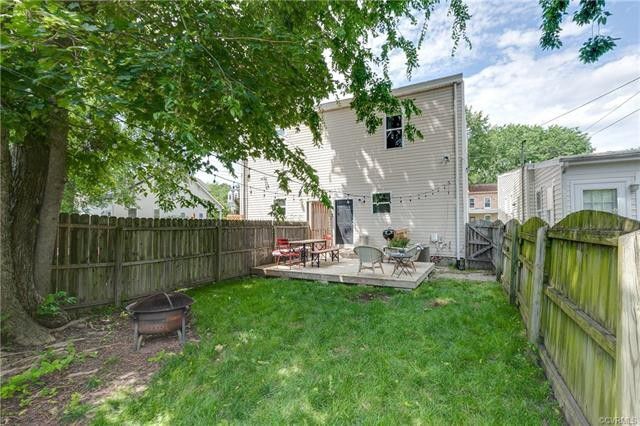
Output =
[{"x1": 126, "y1": 292, "x2": 194, "y2": 351}]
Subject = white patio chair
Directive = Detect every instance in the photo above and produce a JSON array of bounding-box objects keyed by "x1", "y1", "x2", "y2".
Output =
[{"x1": 354, "y1": 245, "x2": 384, "y2": 274}]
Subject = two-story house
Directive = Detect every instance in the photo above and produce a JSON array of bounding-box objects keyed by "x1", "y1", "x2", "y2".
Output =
[
  {"x1": 468, "y1": 184, "x2": 498, "y2": 222},
  {"x1": 240, "y1": 74, "x2": 468, "y2": 262}
]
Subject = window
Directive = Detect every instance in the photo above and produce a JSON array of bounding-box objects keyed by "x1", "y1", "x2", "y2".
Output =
[
  {"x1": 484, "y1": 197, "x2": 491, "y2": 208},
  {"x1": 469, "y1": 198, "x2": 475, "y2": 208},
  {"x1": 274, "y1": 198, "x2": 286, "y2": 217},
  {"x1": 372, "y1": 192, "x2": 391, "y2": 213},
  {"x1": 583, "y1": 189, "x2": 617, "y2": 213},
  {"x1": 484, "y1": 215, "x2": 492, "y2": 221},
  {"x1": 385, "y1": 114, "x2": 403, "y2": 149},
  {"x1": 180, "y1": 212, "x2": 186, "y2": 218},
  {"x1": 153, "y1": 208, "x2": 160, "y2": 219},
  {"x1": 535, "y1": 190, "x2": 543, "y2": 216},
  {"x1": 198, "y1": 212, "x2": 204, "y2": 219},
  {"x1": 128, "y1": 208, "x2": 137, "y2": 218}
]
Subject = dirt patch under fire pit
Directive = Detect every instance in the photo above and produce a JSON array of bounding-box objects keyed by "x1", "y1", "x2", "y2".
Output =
[{"x1": 1, "y1": 309, "x2": 197, "y2": 425}]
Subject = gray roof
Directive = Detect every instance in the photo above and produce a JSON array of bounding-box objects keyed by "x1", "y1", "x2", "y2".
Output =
[{"x1": 558, "y1": 149, "x2": 640, "y2": 164}]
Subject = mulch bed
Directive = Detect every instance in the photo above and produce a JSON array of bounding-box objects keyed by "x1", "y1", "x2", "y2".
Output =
[{"x1": 1, "y1": 309, "x2": 196, "y2": 425}]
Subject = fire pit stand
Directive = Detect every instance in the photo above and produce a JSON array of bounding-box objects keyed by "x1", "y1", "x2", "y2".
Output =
[{"x1": 126, "y1": 292, "x2": 194, "y2": 351}]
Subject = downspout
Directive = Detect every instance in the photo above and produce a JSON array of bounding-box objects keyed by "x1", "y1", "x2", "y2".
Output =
[{"x1": 453, "y1": 82, "x2": 460, "y2": 262}]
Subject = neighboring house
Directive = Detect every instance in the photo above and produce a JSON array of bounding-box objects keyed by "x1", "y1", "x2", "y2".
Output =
[
  {"x1": 497, "y1": 149, "x2": 640, "y2": 224},
  {"x1": 85, "y1": 178, "x2": 225, "y2": 219},
  {"x1": 240, "y1": 74, "x2": 468, "y2": 261},
  {"x1": 227, "y1": 183, "x2": 240, "y2": 214},
  {"x1": 468, "y1": 184, "x2": 497, "y2": 222}
]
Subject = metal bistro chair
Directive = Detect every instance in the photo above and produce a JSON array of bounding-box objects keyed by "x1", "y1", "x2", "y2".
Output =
[
  {"x1": 354, "y1": 245, "x2": 385, "y2": 274},
  {"x1": 403, "y1": 244, "x2": 422, "y2": 272},
  {"x1": 272, "y1": 238, "x2": 301, "y2": 268}
]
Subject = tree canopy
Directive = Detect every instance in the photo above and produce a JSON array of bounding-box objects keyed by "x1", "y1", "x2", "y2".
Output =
[{"x1": 466, "y1": 108, "x2": 593, "y2": 184}]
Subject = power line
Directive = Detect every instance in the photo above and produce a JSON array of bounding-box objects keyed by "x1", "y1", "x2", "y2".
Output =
[
  {"x1": 584, "y1": 90, "x2": 640, "y2": 131},
  {"x1": 591, "y1": 107, "x2": 640, "y2": 136},
  {"x1": 541, "y1": 76, "x2": 640, "y2": 126}
]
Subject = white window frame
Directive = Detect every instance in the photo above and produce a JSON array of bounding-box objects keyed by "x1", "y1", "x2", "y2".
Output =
[
  {"x1": 372, "y1": 192, "x2": 391, "y2": 214},
  {"x1": 384, "y1": 113, "x2": 403, "y2": 150},
  {"x1": 571, "y1": 179, "x2": 628, "y2": 216},
  {"x1": 484, "y1": 197, "x2": 491, "y2": 208},
  {"x1": 469, "y1": 198, "x2": 475, "y2": 208}
]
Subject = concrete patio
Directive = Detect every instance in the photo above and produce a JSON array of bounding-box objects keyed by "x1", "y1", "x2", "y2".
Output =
[{"x1": 252, "y1": 257, "x2": 435, "y2": 289}]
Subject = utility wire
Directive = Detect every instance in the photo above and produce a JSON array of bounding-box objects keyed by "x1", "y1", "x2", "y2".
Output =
[
  {"x1": 541, "y1": 76, "x2": 640, "y2": 126},
  {"x1": 591, "y1": 107, "x2": 640, "y2": 136},
  {"x1": 583, "y1": 90, "x2": 640, "y2": 131}
]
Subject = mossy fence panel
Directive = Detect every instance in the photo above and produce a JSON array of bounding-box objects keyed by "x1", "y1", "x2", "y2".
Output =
[
  {"x1": 497, "y1": 210, "x2": 640, "y2": 424},
  {"x1": 49, "y1": 214, "x2": 309, "y2": 308}
]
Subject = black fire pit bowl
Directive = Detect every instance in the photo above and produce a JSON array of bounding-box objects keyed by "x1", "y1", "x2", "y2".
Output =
[{"x1": 126, "y1": 292, "x2": 194, "y2": 351}]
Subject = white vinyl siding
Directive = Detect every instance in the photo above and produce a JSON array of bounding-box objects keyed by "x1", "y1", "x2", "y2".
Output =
[{"x1": 243, "y1": 79, "x2": 466, "y2": 257}]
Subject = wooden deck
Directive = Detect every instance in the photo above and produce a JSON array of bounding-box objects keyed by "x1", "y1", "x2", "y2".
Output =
[{"x1": 252, "y1": 257, "x2": 435, "y2": 289}]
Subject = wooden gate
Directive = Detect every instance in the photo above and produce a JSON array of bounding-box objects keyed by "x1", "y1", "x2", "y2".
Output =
[
  {"x1": 308, "y1": 201, "x2": 332, "y2": 240},
  {"x1": 465, "y1": 220, "x2": 499, "y2": 270}
]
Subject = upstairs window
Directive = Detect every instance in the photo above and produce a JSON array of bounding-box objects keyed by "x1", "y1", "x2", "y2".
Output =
[
  {"x1": 385, "y1": 114, "x2": 403, "y2": 149},
  {"x1": 372, "y1": 192, "x2": 391, "y2": 213},
  {"x1": 484, "y1": 197, "x2": 491, "y2": 208},
  {"x1": 469, "y1": 198, "x2": 475, "y2": 208}
]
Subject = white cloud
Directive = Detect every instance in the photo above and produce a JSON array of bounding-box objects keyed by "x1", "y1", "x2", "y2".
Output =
[
  {"x1": 466, "y1": 48, "x2": 640, "y2": 151},
  {"x1": 497, "y1": 29, "x2": 540, "y2": 49}
]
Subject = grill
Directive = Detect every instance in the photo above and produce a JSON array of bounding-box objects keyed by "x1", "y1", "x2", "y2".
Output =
[
  {"x1": 126, "y1": 292, "x2": 194, "y2": 351},
  {"x1": 383, "y1": 228, "x2": 395, "y2": 242}
]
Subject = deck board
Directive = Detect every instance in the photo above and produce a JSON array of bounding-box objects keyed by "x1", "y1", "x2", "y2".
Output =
[{"x1": 252, "y1": 257, "x2": 434, "y2": 289}]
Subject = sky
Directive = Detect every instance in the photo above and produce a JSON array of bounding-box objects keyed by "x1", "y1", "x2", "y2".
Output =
[{"x1": 198, "y1": 0, "x2": 640, "y2": 185}]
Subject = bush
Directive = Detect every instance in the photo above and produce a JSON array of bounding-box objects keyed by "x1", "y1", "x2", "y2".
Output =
[{"x1": 388, "y1": 237, "x2": 410, "y2": 248}]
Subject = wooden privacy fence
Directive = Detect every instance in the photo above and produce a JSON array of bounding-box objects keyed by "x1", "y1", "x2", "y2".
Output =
[
  {"x1": 49, "y1": 214, "x2": 309, "y2": 308},
  {"x1": 499, "y1": 210, "x2": 640, "y2": 424}
]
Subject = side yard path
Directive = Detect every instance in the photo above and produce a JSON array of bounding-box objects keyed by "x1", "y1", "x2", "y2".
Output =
[{"x1": 90, "y1": 277, "x2": 561, "y2": 425}]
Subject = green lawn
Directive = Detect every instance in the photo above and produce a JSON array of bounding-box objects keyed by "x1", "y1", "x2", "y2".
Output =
[{"x1": 93, "y1": 277, "x2": 561, "y2": 425}]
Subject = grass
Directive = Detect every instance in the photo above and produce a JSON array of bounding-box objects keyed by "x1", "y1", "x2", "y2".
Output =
[{"x1": 93, "y1": 277, "x2": 561, "y2": 425}]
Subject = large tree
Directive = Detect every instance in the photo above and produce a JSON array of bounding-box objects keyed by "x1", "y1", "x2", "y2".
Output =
[
  {"x1": 0, "y1": 0, "x2": 617, "y2": 345},
  {"x1": 466, "y1": 108, "x2": 593, "y2": 184}
]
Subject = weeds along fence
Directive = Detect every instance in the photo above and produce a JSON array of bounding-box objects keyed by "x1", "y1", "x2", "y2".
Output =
[
  {"x1": 48, "y1": 213, "x2": 309, "y2": 308},
  {"x1": 499, "y1": 210, "x2": 640, "y2": 424}
]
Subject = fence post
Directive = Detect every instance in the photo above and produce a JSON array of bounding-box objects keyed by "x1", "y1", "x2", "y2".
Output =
[
  {"x1": 528, "y1": 225, "x2": 548, "y2": 344},
  {"x1": 509, "y1": 224, "x2": 520, "y2": 305},
  {"x1": 215, "y1": 221, "x2": 222, "y2": 282},
  {"x1": 113, "y1": 219, "x2": 124, "y2": 306},
  {"x1": 616, "y1": 230, "x2": 640, "y2": 417},
  {"x1": 494, "y1": 224, "x2": 504, "y2": 281}
]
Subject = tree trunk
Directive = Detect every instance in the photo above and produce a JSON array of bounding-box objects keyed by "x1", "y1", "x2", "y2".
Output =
[
  {"x1": 1, "y1": 124, "x2": 54, "y2": 345},
  {"x1": 0, "y1": 106, "x2": 69, "y2": 346}
]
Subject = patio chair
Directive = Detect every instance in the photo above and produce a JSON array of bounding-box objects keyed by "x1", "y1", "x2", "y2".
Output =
[
  {"x1": 354, "y1": 245, "x2": 384, "y2": 274},
  {"x1": 272, "y1": 238, "x2": 300, "y2": 268},
  {"x1": 309, "y1": 234, "x2": 340, "y2": 267},
  {"x1": 403, "y1": 244, "x2": 422, "y2": 272}
]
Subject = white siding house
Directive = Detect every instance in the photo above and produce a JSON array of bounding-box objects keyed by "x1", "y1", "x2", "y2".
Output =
[
  {"x1": 497, "y1": 150, "x2": 640, "y2": 224},
  {"x1": 86, "y1": 178, "x2": 225, "y2": 219},
  {"x1": 241, "y1": 74, "x2": 468, "y2": 260}
]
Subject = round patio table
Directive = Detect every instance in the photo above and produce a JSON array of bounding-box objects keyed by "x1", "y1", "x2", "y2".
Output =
[{"x1": 389, "y1": 252, "x2": 413, "y2": 277}]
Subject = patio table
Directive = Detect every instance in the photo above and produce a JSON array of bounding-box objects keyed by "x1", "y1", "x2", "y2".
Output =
[
  {"x1": 288, "y1": 239, "x2": 327, "y2": 267},
  {"x1": 389, "y1": 252, "x2": 413, "y2": 277}
]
